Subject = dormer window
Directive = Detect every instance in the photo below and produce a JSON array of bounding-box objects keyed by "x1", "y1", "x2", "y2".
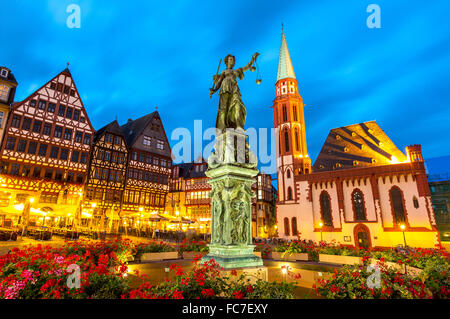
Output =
[
  {"x1": 0, "y1": 69, "x2": 8, "y2": 78},
  {"x1": 0, "y1": 84, "x2": 10, "y2": 101}
]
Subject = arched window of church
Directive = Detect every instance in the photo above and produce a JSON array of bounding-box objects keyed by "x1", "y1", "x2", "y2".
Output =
[
  {"x1": 390, "y1": 187, "x2": 406, "y2": 225},
  {"x1": 293, "y1": 105, "x2": 298, "y2": 121},
  {"x1": 352, "y1": 189, "x2": 367, "y2": 221},
  {"x1": 284, "y1": 130, "x2": 290, "y2": 152},
  {"x1": 284, "y1": 217, "x2": 290, "y2": 235},
  {"x1": 320, "y1": 192, "x2": 333, "y2": 227},
  {"x1": 295, "y1": 128, "x2": 300, "y2": 151},
  {"x1": 287, "y1": 187, "x2": 293, "y2": 200},
  {"x1": 287, "y1": 169, "x2": 291, "y2": 179},
  {"x1": 282, "y1": 104, "x2": 287, "y2": 122},
  {"x1": 413, "y1": 196, "x2": 419, "y2": 208},
  {"x1": 291, "y1": 217, "x2": 298, "y2": 235}
]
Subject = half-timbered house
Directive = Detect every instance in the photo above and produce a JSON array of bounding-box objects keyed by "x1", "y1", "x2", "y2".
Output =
[
  {"x1": 0, "y1": 67, "x2": 94, "y2": 227},
  {"x1": 120, "y1": 111, "x2": 172, "y2": 225},
  {"x1": 83, "y1": 120, "x2": 128, "y2": 232}
]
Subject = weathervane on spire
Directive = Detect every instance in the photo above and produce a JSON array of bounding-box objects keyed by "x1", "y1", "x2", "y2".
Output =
[{"x1": 66, "y1": 62, "x2": 70, "y2": 68}]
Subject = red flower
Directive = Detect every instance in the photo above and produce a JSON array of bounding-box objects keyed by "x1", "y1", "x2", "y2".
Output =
[
  {"x1": 232, "y1": 290, "x2": 244, "y2": 299},
  {"x1": 176, "y1": 267, "x2": 184, "y2": 276},
  {"x1": 231, "y1": 270, "x2": 238, "y2": 276},
  {"x1": 201, "y1": 288, "x2": 215, "y2": 297},
  {"x1": 246, "y1": 285, "x2": 253, "y2": 293},
  {"x1": 173, "y1": 289, "x2": 184, "y2": 299}
]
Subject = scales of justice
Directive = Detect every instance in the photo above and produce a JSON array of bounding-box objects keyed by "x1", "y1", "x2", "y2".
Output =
[{"x1": 201, "y1": 51, "x2": 267, "y2": 279}]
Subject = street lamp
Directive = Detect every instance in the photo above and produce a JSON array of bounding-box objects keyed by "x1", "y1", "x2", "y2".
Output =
[
  {"x1": 400, "y1": 224, "x2": 407, "y2": 247},
  {"x1": 281, "y1": 264, "x2": 289, "y2": 282}
]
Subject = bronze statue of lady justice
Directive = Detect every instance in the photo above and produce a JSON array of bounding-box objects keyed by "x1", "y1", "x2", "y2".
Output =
[{"x1": 209, "y1": 52, "x2": 260, "y2": 131}]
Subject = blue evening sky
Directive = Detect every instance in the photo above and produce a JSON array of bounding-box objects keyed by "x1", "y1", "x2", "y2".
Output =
[{"x1": 1, "y1": 0, "x2": 449, "y2": 172}]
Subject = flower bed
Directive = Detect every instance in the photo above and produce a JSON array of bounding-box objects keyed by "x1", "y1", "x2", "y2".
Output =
[
  {"x1": 134, "y1": 242, "x2": 177, "y2": 262},
  {"x1": 315, "y1": 257, "x2": 450, "y2": 299},
  {"x1": 0, "y1": 239, "x2": 132, "y2": 299},
  {"x1": 0, "y1": 239, "x2": 298, "y2": 299},
  {"x1": 319, "y1": 254, "x2": 363, "y2": 266},
  {"x1": 254, "y1": 243, "x2": 272, "y2": 259},
  {"x1": 125, "y1": 257, "x2": 297, "y2": 299},
  {"x1": 179, "y1": 240, "x2": 209, "y2": 259},
  {"x1": 272, "y1": 240, "x2": 317, "y2": 261}
]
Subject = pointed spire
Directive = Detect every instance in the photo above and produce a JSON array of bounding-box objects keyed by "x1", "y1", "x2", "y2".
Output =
[{"x1": 277, "y1": 28, "x2": 296, "y2": 82}]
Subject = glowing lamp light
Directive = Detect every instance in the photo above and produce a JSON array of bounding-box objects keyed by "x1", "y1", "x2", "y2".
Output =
[
  {"x1": 91, "y1": 203, "x2": 97, "y2": 208},
  {"x1": 175, "y1": 211, "x2": 180, "y2": 216},
  {"x1": 14, "y1": 204, "x2": 24, "y2": 211},
  {"x1": 138, "y1": 207, "x2": 144, "y2": 212},
  {"x1": 29, "y1": 197, "x2": 35, "y2": 204},
  {"x1": 319, "y1": 222, "x2": 323, "y2": 228},
  {"x1": 82, "y1": 212, "x2": 92, "y2": 218},
  {"x1": 281, "y1": 266, "x2": 288, "y2": 275},
  {"x1": 400, "y1": 224, "x2": 406, "y2": 230}
]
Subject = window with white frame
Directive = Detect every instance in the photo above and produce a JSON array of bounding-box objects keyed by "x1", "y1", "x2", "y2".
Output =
[
  {"x1": 143, "y1": 135, "x2": 151, "y2": 146},
  {"x1": 0, "y1": 69, "x2": 8, "y2": 78},
  {"x1": 156, "y1": 139, "x2": 164, "y2": 150}
]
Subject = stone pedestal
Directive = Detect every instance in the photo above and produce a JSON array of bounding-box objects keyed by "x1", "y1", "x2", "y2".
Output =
[
  {"x1": 201, "y1": 129, "x2": 263, "y2": 269},
  {"x1": 204, "y1": 244, "x2": 263, "y2": 269}
]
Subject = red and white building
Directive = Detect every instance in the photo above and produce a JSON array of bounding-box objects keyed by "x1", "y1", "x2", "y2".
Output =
[{"x1": 274, "y1": 30, "x2": 440, "y2": 248}]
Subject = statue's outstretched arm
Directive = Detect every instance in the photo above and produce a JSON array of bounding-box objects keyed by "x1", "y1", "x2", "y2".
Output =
[{"x1": 241, "y1": 52, "x2": 260, "y2": 72}]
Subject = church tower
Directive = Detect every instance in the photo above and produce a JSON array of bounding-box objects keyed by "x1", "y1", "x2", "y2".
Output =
[{"x1": 272, "y1": 29, "x2": 311, "y2": 204}]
